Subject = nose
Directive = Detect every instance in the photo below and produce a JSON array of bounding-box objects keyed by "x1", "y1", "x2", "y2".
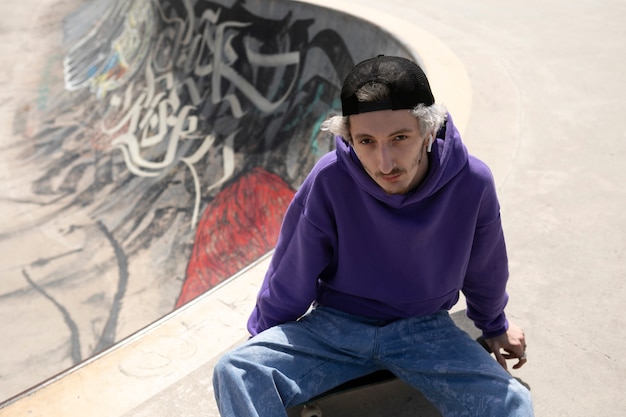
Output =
[{"x1": 378, "y1": 144, "x2": 395, "y2": 174}]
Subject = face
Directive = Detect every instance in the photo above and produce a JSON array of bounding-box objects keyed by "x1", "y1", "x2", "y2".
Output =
[{"x1": 349, "y1": 109, "x2": 430, "y2": 195}]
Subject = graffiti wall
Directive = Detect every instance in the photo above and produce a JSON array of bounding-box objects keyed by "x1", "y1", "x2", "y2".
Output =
[{"x1": 0, "y1": 0, "x2": 412, "y2": 401}]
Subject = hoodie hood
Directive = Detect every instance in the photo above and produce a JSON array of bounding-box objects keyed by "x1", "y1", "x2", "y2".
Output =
[{"x1": 336, "y1": 112, "x2": 468, "y2": 209}]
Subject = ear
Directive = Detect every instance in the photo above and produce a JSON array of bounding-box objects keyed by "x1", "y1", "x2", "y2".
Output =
[{"x1": 427, "y1": 134, "x2": 434, "y2": 152}]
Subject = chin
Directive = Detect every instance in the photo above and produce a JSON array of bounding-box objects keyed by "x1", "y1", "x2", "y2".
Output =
[{"x1": 381, "y1": 185, "x2": 409, "y2": 195}]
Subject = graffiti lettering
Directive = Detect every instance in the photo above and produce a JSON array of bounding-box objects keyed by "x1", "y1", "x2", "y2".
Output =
[{"x1": 6, "y1": 0, "x2": 409, "y2": 396}]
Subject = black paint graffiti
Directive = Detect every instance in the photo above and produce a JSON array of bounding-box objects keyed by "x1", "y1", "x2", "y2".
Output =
[{"x1": 4, "y1": 0, "x2": 410, "y2": 376}]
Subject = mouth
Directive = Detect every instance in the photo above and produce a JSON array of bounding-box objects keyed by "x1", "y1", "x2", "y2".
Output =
[{"x1": 379, "y1": 171, "x2": 403, "y2": 183}]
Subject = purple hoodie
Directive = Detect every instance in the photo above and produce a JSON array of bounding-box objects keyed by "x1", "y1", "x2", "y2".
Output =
[{"x1": 248, "y1": 113, "x2": 510, "y2": 339}]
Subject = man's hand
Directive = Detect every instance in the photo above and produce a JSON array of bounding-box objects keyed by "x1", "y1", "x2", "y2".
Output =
[{"x1": 484, "y1": 321, "x2": 528, "y2": 370}]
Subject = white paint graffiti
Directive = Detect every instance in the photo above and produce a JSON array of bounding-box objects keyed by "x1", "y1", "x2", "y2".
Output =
[{"x1": 65, "y1": 0, "x2": 303, "y2": 228}]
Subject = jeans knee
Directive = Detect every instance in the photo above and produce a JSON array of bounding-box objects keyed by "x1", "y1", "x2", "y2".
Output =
[
  {"x1": 509, "y1": 380, "x2": 534, "y2": 416},
  {"x1": 212, "y1": 351, "x2": 240, "y2": 392}
]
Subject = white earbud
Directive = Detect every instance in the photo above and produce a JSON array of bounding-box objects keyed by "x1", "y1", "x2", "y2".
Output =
[{"x1": 427, "y1": 135, "x2": 434, "y2": 153}]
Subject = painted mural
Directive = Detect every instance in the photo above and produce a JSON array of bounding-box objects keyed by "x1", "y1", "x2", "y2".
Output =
[{"x1": 0, "y1": 0, "x2": 411, "y2": 401}]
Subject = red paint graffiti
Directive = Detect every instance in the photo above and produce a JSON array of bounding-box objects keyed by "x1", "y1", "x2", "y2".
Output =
[{"x1": 176, "y1": 167, "x2": 294, "y2": 308}]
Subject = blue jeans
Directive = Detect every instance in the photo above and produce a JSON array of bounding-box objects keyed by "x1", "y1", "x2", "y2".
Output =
[{"x1": 213, "y1": 307, "x2": 533, "y2": 416}]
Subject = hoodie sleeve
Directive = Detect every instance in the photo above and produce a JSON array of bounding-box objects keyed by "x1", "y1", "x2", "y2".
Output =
[
  {"x1": 462, "y1": 163, "x2": 510, "y2": 339},
  {"x1": 247, "y1": 176, "x2": 335, "y2": 336}
]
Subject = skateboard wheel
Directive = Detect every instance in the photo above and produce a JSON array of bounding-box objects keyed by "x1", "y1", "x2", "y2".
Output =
[{"x1": 301, "y1": 403, "x2": 322, "y2": 417}]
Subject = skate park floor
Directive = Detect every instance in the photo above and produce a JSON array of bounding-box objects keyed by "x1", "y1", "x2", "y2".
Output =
[{"x1": 1, "y1": 0, "x2": 625, "y2": 416}]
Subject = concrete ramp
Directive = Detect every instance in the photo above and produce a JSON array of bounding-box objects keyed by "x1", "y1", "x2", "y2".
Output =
[{"x1": 0, "y1": 0, "x2": 469, "y2": 410}]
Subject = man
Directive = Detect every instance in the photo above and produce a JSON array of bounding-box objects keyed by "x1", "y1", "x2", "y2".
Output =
[{"x1": 213, "y1": 55, "x2": 534, "y2": 416}]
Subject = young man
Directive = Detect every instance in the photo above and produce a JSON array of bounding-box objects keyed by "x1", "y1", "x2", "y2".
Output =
[{"x1": 213, "y1": 55, "x2": 534, "y2": 416}]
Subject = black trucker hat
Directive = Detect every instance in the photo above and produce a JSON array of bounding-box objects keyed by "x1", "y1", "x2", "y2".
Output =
[{"x1": 341, "y1": 55, "x2": 435, "y2": 116}]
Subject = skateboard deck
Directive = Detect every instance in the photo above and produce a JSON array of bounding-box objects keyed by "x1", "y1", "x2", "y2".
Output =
[{"x1": 285, "y1": 370, "x2": 442, "y2": 417}]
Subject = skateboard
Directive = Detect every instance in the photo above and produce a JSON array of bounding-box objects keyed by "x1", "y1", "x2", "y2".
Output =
[
  {"x1": 286, "y1": 370, "x2": 441, "y2": 417},
  {"x1": 298, "y1": 371, "x2": 397, "y2": 417}
]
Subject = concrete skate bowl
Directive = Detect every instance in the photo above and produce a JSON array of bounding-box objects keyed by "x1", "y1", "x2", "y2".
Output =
[{"x1": 0, "y1": 0, "x2": 424, "y2": 403}]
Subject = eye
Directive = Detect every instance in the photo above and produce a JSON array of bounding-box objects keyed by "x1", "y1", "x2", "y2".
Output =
[
  {"x1": 394, "y1": 135, "x2": 408, "y2": 141},
  {"x1": 358, "y1": 138, "x2": 374, "y2": 145}
]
